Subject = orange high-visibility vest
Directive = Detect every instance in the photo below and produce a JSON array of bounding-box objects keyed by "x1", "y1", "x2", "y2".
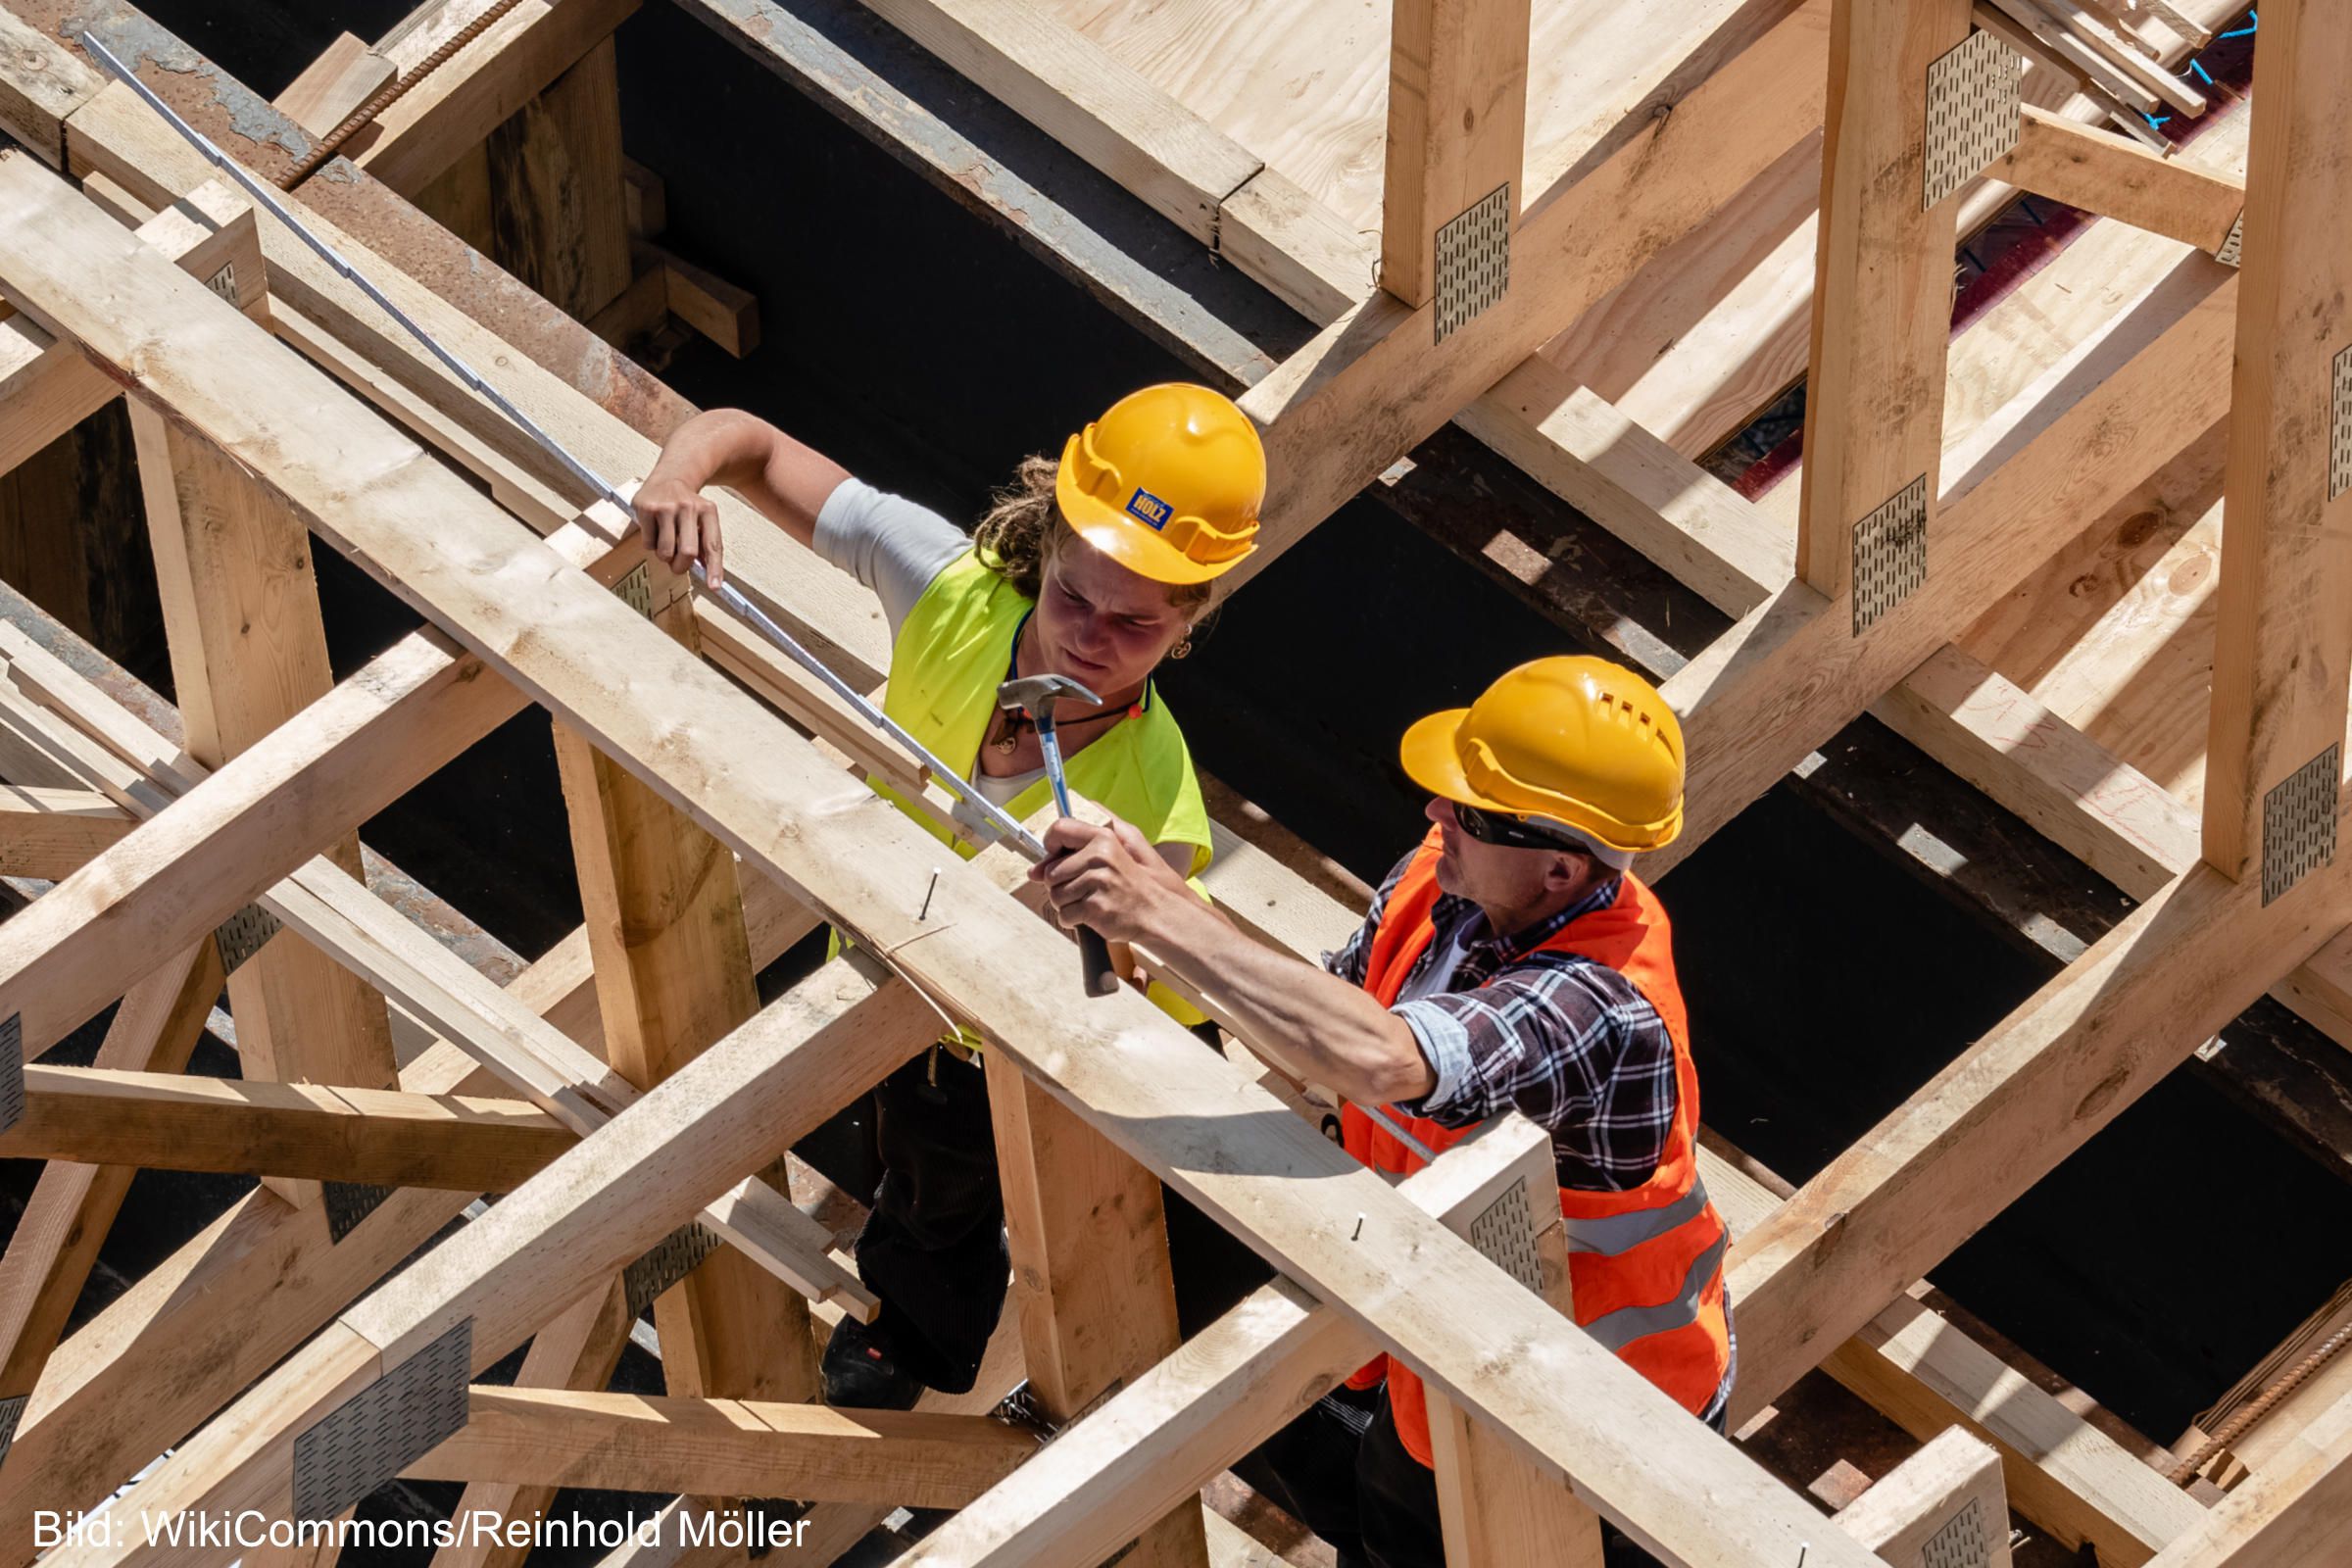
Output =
[{"x1": 1341, "y1": 827, "x2": 1732, "y2": 1466}]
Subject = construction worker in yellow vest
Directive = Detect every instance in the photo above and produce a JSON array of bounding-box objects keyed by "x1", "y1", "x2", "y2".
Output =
[
  {"x1": 1034, "y1": 657, "x2": 1733, "y2": 1568},
  {"x1": 631, "y1": 383, "x2": 1263, "y2": 1408}
]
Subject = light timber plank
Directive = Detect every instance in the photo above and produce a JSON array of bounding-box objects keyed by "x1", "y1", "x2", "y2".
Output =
[
  {"x1": 0, "y1": 5, "x2": 96, "y2": 167},
  {"x1": 403, "y1": 1389, "x2": 1036, "y2": 1507},
  {"x1": 1990, "y1": 103, "x2": 2243, "y2": 249},
  {"x1": 274, "y1": 32, "x2": 395, "y2": 140},
  {"x1": 2199, "y1": 0, "x2": 2352, "y2": 890},
  {"x1": 0, "y1": 1064, "x2": 572, "y2": 1189},
  {"x1": 1377, "y1": 0, "x2": 1531, "y2": 309},
  {"x1": 2139, "y1": 1387, "x2": 2352, "y2": 1568}
]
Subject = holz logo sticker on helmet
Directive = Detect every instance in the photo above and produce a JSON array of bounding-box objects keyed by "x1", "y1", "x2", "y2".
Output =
[{"x1": 1125, "y1": 487, "x2": 1173, "y2": 529}]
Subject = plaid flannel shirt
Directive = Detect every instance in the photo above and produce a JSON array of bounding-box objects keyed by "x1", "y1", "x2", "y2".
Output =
[{"x1": 1324, "y1": 846, "x2": 1681, "y2": 1193}]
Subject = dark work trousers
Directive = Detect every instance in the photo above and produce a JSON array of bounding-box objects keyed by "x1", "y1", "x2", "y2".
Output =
[
  {"x1": 854, "y1": 1043, "x2": 1007, "y2": 1395},
  {"x1": 1239, "y1": 1357, "x2": 1735, "y2": 1568}
]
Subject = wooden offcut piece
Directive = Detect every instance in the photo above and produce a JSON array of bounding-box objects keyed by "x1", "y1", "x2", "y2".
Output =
[
  {"x1": 272, "y1": 32, "x2": 394, "y2": 139},
  {"x1": 1832, "y1": 1427, "x2": 2015, "y2": 1568}
]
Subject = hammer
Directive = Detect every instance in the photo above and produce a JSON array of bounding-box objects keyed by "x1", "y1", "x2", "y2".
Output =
[{"x1": 998, "y1": 673, "x2": 1121, "y2": 997}]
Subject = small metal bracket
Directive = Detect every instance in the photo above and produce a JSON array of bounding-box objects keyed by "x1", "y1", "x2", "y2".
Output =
[
  {"x1": 622, "y1": 1221, "x2": 721, "y2": 1320},
  {"x1": 1433, "y1": 183, "x2": 1511, "y2": 343},
  {"x1": 0, "y1": 1393, "x2": 25, "y2": 1468},
  {"x1": 0, "y1": 1012, "x2": 20, "y2": 1138},
  {"x1": 2214, "y1": 211, "x2": 2244, "y2": 268},
  {"x1": 1850, "y1": 474, "x2": 1931, "y2": 635},
  {"x1": 1466, "y1": 1181, "x2": 1545, "y2": 1295},
  {"x1": 1922, "y1": 1495, "x2": 1990, "y2": 1568},
  {"x1": 2329, "y1": 343, "x2": 2352, "y2": 501},
  {"x1": 205, "y1": 261, "x2": 237, "y2": 304},
  {"x1": 322, "y1": 1181, "x2": 395, "y2": 1243},
  {"x1": 2262, "y1": 743, "x2": 2339, "y2": 905},
  {"x1": 612, "y1": 561, "x2": 655, "y2": 618},
  {"x1": 290, "y1": 1317, "x2": 470, "y2": 1521},
  {"x1": 214, "y1": 903, "x2": 283, "y2": 976},
  {"x1": 1923, "y1": 29, "x2": 2021, "y2": 210}
]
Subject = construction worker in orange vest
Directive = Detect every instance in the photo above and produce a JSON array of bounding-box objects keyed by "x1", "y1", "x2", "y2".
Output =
[{"x1": 1034, "y1": 656, "x2": 1734, "y2": 1568}]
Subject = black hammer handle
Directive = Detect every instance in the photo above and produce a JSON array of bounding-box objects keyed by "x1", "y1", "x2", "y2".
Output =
[{"x1": 1079, "y1": 926, "x2": 1120, "y2": 997}]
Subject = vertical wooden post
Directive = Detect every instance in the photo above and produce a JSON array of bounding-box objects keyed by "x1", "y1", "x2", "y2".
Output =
[
  {"x1": 2200, "y1": 0, "x2": 2352, "y2": 895},
  {"x1": 553, "y1": 588, "x2": 820, "y2": 1401},
  {"x1": 986, "y1": 1049, "x2": 1208, "y2": 1568},
  {"x1": 1796, "y1": 0, "x2": 1982, "y2": 619},
  {"x1": 483, "y1": 35, "x2": 632, "y2": 322},
  {"x1": 1378, "y1": 0, "x2": 1532, "y2": 311},
  {"x1": 1423, "y1": 1121, "x2": 1607, "y2": 1567},
  {"x1": 130, "y1": 407, "x2": 398, "y2": 1209}
]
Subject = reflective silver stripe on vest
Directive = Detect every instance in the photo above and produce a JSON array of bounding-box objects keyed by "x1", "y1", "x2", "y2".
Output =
[
  {"x1": 1580, "y1": 1229, "x2": 1730, "y2": 1354},
  {"x1": 1562, "y1": 1176, "x2": 1714, "y2": 1257}
]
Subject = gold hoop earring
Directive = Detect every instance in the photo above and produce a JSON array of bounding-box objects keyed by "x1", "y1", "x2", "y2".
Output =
[{"x1": 1169, "y1": 634, "x2": 1193, "y2": 661}]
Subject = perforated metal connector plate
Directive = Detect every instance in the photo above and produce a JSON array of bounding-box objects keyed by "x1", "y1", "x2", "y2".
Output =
[
  {"x1": 1923, "y1": 29, "x2": 2021, "y2": 209},
  {"x1": 0, "y1": 1393, "x2": 24, "y2": 1467},
  {"x1": 623, "y1": 1221, "x2": 721, "y2": 1319},
  {"x1": 1923, "y1": 1495, "x2": 1989, "y2": 1568},
  {"x1": 2215, "y1": 211, "x2": 2244, "y2": 268},
  {"x1": 214, "y1": 903, "x2": 283, "y2": 976},
  {"x1": 2329, "y1": 343, "x2": 2352, "y2": 501},
  {"x1": 322, "y1": 1181, "x2": 395, "y2": 1243},
  {"x1": 1434, "y1": 183, "x2": 1510, "y2": 343},
  {"x1": 2262, "y1": 743, "x2": 2339, "y2": 905},
  {"x1": 1851, "y1": 473, "x2": 1930, "y2": 635},
  {"x1": 0, "y1": 1012, "x2": 20, "y2": 1138},
  {"x1": 1466, "y1": 1181, "x2": 1545, "y2": 1294},
  {"x1": 206, "y1": 262, "x2": 237, "y2": 304},
  {"x1": 290, "y1": 1317, "x2": 470, "y2": 1521},
  {"x1": 612, "y1": 561, "x2": 655, "y2": 618}
]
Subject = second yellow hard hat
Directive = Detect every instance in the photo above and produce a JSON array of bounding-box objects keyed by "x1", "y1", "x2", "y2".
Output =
[
  {"x1": 1399, "y1": 657, "x2": 1687, "y2": 855},
  {"x1": 1055, "y1": 383, "x2": 1264, "y2": 585}
]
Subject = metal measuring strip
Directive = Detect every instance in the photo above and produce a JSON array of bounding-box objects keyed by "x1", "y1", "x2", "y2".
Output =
[{"x1": 82, "y1": 35, "x2": 1437, "y2": 1169}]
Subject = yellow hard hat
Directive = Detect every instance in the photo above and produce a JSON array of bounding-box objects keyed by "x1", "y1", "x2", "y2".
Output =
[
  {"x1": 1055, "y1": 383, "x2": 1264, "y2": 585},
  {"x1": 1399, "y1": 657, "x2": 1686, "y2": 855}
]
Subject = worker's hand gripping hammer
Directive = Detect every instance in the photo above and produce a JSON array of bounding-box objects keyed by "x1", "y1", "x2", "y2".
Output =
[{"x1": 998, "y1": 674, "x2": 1121, "y2": 997}]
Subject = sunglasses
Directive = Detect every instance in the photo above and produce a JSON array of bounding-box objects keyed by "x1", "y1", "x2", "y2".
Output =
[{"x1": 1451, "y1": 802, "x2": 1592, "y2": 855}]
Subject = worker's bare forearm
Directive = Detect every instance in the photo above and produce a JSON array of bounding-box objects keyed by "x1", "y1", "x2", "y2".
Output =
[
  {"x1": 1143, "y1": 893, "x2": 1436, "y2": 1106},
  {"x1": 642, "y1": 410, "x2": 850, "y2": 548}
]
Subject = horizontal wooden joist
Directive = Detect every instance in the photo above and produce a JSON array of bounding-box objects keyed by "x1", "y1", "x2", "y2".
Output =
[
  {"x1": 1989, "y1": 103, "x2": 2244, "y2": 251},
  {"x1": 0, "y1": 151, "x2": 1895, "y2": 1568},
  {"x1": 0, "y1": 784, "x2": 132, "y2": 878},
  {"x1": 403, "y1": 1387, "x2": 1036, "y2": 1508},
  {"x1": 0, "y1": 1065, "x2": 571, "y2": 1191}
]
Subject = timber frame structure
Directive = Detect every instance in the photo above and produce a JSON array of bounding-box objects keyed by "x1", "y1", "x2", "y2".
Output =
[{"x1": 0, "y1": 0, "x2": 2343, "y2": 1566}]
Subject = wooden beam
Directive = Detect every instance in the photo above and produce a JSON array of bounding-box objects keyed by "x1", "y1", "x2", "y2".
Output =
[
  {"x1": 2200, "y1": 0, "x2": 2352, "y2": 890},
  {"x1": 1990, "y1": 102, "x2": 2243, "y2": 249},
  {"x1": 1832, "y1": 1427, "x2": 2014, "y2": 1568},
  {"x1": 346, "y1": 0, "x2": 641, "y2": 198},
  {"x1": 0, "y1": 1064, "x2": 572, "y2": 1189},
  {"x1": 403, "y1": 1388, "x2": 1036, "y2": 1508},
  {"x1": 0, "y1": 7, "x2": 97, "y2": 168},
  {"x1": 477, "y1": 35, "x2": 630, "y2": 320},
  {"x1": 1377, "y1": 0, "x2": 1532, "y2": 309},
  {"x1": 985, "y1": 1050, "x2": 1207, "y2": 1568},
  {"x1": 0, "y1": 156, "x2": 1896, "y2": 1568},
  {"x1": 0, "y1": 783, "x2": 132, "y2": 877},
  {"x1": 1228, "y1": 0, "x2": 1831, "y2": 593},
  {"x1": 1795, "y1": 0, "x2": 1975, "y2": 604}
]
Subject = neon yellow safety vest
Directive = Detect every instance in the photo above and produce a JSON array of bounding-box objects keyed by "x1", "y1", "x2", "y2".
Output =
[{"x1": 840, "y1": 550, "x2": 1214, "y2": 1035}]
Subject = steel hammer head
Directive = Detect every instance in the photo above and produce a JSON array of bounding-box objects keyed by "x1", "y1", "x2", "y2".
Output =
[{"x1": 997, "y1": 673, "x2": 1103, "y2": 728}]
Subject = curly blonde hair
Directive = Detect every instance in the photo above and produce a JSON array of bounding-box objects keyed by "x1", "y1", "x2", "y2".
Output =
[{"x1": 972, "y1": 456, "x2": 1216, "y2": 614}]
